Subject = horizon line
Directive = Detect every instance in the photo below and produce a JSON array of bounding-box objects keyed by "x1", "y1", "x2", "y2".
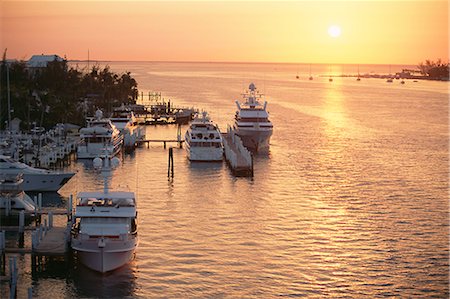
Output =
[{"x1": 66, "y1": 59, "x2": 421, "y2": 67}]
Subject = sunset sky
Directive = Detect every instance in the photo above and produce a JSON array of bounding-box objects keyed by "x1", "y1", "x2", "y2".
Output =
[{"x1": 1, "y1": 0, "x2": 448, "y2": 64}]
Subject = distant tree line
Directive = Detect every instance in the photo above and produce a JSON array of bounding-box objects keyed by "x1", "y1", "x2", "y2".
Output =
[
  {"x1": 418, "y1": 59, "x2": 449, "y2": 80},
  {"x1": 0, "y1": 51, "x2": 138, "y2": 130}
]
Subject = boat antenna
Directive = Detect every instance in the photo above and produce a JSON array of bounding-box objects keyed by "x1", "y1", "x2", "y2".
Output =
[{"x1": 87, "y1": 49, "x2": 90, "y2": 71}]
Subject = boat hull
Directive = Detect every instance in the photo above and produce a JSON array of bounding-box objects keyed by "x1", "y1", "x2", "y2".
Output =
[
  {"x1": 77, "y1": 143, "x2": 122, "y2": 159},
  {"x1": 72, "y1": 238, "x2": 137, "y2": 273},
  {"x1": 21, "y1": 173, "x2": 75, "y2": 192},
  {"x1": 186, "y1": 146, "x2": 223, "y2": 161},
  {"x1": 235, "y1": 127, "x2": 272, "y2": 152}
]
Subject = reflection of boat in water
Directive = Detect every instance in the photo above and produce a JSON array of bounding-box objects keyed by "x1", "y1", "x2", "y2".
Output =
[
  {"x1": 0, "y1": 155, "x2": 75, "y2": 192},
  {"x1": 0, "y1": 174, "x2": 36, "y2": 215},
  {"x1": 77, "y1": 110, "x2": 123, "y2": 159},
  {"x1": 185, "y1": 112, "x2": 223, "y2": 161},
  {"x1": 71, "y1": 156, "x2": 138, "y2": 273},
  {"x1": 233, "y1": 83, "x2": 273, "y2": 153}
]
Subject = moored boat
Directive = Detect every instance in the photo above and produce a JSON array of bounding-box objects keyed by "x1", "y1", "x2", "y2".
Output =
[
  {"x1": 110, "y1": 105, "x2": 144, "y2": 151},
  {"x1": 233, "y1": 83, "x2": 273, "y2": 153},
  {"x1": 77, "y1": 110, "x2": 123, "y2": 159},
  {"x1": 71, "y1": 156, "x2": 138, "y2": 273},
  {"x1": 185, "y1": 112, "x2": 223, "y2": 161},
  {"x1": 0, "y1": 155, "x2": 75, "y2": 192}
]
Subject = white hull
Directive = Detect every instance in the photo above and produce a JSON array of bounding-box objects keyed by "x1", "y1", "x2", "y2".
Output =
[
  {"x1": 0, "y1": 168, "x2": 74, "y2": 192},
  {"x1": 235, "y1": 127, "x2": 272, "y2": 152},
  {"x1": 122, "y1": 126, "x2": 144, "y2": 149},
  {"x1": 77, "y1": 143, "x2": 122, "y2": 159},
  {"x1": 186, "y1": 146, "x2": 223, "y2": 161},
  {"x1": 21, "y1": 173, "x2": 74, "y2": 192},
  {"x1": 0, "y1": 191, "x2": 36, "y2": 214},
  {"x1": 72, "y1": 238, "x2": 137, "y2": 273}
]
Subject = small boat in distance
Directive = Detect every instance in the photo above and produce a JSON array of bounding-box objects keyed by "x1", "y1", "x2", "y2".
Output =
[
  {"x1": 309, "y1": 64, "x2": 313, "y2": 80},
  {"x1": 233, "y1": 83, "x2": 273, "y2": 153},
  {"x1": 185, "y1": 112, "x2": 223, "y2": 161},
  {"x1": 0, "y1": 155, "x2": 75, "y2": 192},
  {"x1": 77, "y1": 109, "x2": 123, "y2": 159},
  {"x1": 71, "y1": 155, "x2": 138, "y2": 273}
]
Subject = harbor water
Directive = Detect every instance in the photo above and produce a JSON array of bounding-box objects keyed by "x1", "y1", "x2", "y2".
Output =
[{"x1": 1, "y1": 62, "x2": 448, "y2": 298}]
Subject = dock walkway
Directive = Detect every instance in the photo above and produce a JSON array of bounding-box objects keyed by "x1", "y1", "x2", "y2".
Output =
[
  {"x1": 222, "y1": 127, "x2": 253, "y2": 177},
  {"x1": 34, "y1": 227, "x2": 68, "y2": 255}
]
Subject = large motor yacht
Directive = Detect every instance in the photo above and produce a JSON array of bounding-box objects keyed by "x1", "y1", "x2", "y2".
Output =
[
  {"x1": 0, "y1": 155, "x2": 75, "y2": 192},
  {"x1": 71, "y1": 156, "x2": 138, "y2": 273},
  {"x1": 77, "y1": 110, "x2": 124, "y2": 159},
  {"x1": 233, "y1": 83, "x2": 273, "y2": 152},
  {"x1": 110, "y1": 105, "x2": 144, "y2": 151},
  {"x1": 185, "y1": 112, "x2": 223, "y2": 161}
]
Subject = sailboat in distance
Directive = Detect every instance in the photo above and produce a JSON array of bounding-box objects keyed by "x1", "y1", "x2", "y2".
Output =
[{"x1": 309, "y1": 64, "x2": 313, "y2": 80}]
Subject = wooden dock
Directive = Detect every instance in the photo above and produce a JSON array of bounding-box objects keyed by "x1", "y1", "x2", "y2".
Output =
[
  {"x1": 222, "y1": 127, "x2": 253, "y2": 177},
  {"x1": 34, "y1": 227, "x2": 68, "y2": 255},
  {"x1": 137, "y1": 139, "x2": 184, "y2": 149}
]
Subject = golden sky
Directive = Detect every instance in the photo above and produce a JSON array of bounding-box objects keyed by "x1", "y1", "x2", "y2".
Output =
[{"x1": 1, "y1": 1, "x2": 448, "y2": 64}]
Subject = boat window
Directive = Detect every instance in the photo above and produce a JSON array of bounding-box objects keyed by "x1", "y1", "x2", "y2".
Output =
[{"x1": 238, "y1": 118, "x2": 270, "y2": 122}]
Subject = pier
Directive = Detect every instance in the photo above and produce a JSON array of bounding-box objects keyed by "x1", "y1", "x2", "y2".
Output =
[
  {"x1": 222, "y1": 126, "x2": 253, "y2": 177},
  {"x1": 137, "y1": 139, "x2": 184, "y2": 149}
]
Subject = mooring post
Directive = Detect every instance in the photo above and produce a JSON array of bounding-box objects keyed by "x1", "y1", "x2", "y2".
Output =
[
  {"x1": 177, "y1": 125, "x2": 182, "y2": 148},
  {"x1": 19, "y1": 210, "x2": 25, "y2": 233},
  {"x1": 0, "y1": 230, "x2": 5, "y2": 276},
  {"x1": 167, "y1": 147, "x2": 174, "y2": 178},
  {"x1": 38, "y1": 193, "x2": 42, "y2": 212},
  {"x1": 67, "y1": 194, "x2": 73, "y2": 222},
  {"x1": 163, "y1": 141, "x2": 166, "y2": 149},
  {"x1": 9, "y1": 256, "x2": 17, "y2": 299},
  {"x1": 48, "y1": 211, "x2": 53, "y2": 228},
  {"x1": 5, "y1": 198, "x2": 10, "y2": 217}
]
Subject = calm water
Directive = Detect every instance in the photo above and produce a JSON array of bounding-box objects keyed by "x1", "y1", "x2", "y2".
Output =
[{"x1": 2, "y1": 62, "x2": 449, "y2": 298}]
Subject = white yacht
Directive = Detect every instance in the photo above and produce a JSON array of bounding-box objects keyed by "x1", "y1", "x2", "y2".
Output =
[
  {"x1": 0, "y1": 174, "x2": 36, "y2": 215},
  {"x1": 71, "y1": 156, "x2": 138, "y2": 273},
  {"x1": 185, "y1": 112, "x2": 223, "y2": 161},
  {"x1": 0, "y1": 155, "x2": 75, "y2": 192},
  {"x1": 77, "y1": 110, "x2": 123, "y2": 159},
  {"x1": 110, "y1": 105, "x2": 144, "y2": 151},
  {"x1": 233, "y1": 83, "x2": 273, "y2": 152}
]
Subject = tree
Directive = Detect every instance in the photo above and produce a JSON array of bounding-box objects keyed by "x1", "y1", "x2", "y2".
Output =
[
  {"x1": 0, "y1": 55, "x2": 140, "y2": 130},
  {"x1": 418, "y1": 59, "x2": 449, "y2": 80}
]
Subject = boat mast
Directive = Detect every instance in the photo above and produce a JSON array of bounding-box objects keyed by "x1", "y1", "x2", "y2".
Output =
[{"x1": 6, "y1": 62, "x2": 11, "y2": 131}]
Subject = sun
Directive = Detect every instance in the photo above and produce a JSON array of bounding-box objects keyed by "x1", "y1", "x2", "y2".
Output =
[{"x1": 328, "y1": 25, "x2": 342, "y2": 38}]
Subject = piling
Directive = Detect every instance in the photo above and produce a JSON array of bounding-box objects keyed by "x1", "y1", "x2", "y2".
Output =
[
  {"x1": 9, "y1": 256, "x2": 18, "y2": 299},
  {"x1": 177, "y1": 125, "x2": 183, "y2": 148},
  {"x1": 19, "y1": 211, "x2": 25, "y2": 233},
  {"x1": 5, "y1": 198, "x2": 10, "y2": 217},
  {"x1": 0, "y1": 230, "x2": 5, "y2": 276},
  {"x1": 48, "y1": 212, "x2": 53, "y2": 228},
  {"x1": 168, "y1": 147, "x2": 174, "y2": 178},
  {"x1": 67, "y1": 194, "x2": 73, "y2": 222}
]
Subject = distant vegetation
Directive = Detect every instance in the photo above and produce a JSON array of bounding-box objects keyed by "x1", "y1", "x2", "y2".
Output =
[
  {"x1": 417, "y1": 59, "x2": 449, "y2": 80},
  {"x1": 0, "y1": 50, "x2": 138, "y2": 130}
]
